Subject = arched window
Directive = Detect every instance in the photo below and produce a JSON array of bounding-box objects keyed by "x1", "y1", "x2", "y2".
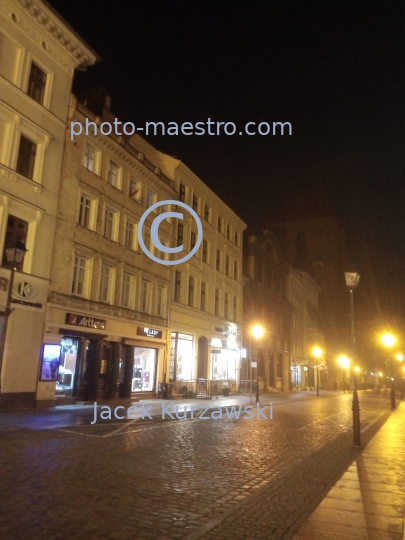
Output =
[{"x1": 295, "y1": 231, "x2": 306, "y2": 267}]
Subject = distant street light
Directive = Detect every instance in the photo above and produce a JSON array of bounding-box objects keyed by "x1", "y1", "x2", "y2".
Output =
[
  {"x1": 312, "y1": 346, "x2": 323, "y2": 396},
  {"x1": 0, "y1": 241, "x2": 28, "y2": 398},
  {"x1": 344, "y1": 265, "x2": 361, "y2": 447},
  {"x1": 338, "y1": 355, "x2": 350, "y2": 393},
  {"x1": 251, "y1": 324, "x2": 264, "y2": 405},
  {"x1": 380, "y1": 333, "x2": 396, "y2": 410}
]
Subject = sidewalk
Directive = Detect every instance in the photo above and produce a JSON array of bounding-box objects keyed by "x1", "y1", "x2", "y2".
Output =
[{"x1": 293, "y1": 402, "x2": 405, "y2": 540}]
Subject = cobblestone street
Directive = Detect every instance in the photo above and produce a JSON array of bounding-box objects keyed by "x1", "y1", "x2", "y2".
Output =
[{"x1": 0, "y1": 391, "x2": 394, "y2": 539}]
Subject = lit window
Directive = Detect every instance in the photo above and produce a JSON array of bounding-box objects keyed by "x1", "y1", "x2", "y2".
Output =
[
  {"x1": 78, "y1": 195, "x2": 92, "y2": 229},
  {"x1": 104, "y1": 208, "x2": 114, "y2": 239},
  {"x1": 141, "y1": 280, "x2": 150, "y2": 312},
  {"x1": 16, "y1": 135, "x2": 36, "y2": 180},
  {"x1": 108, "y1": 162, "x2": 118, "y2": 186},
  {"x1": 125, "y1": 220, "x2": 134, "y2": 249},
  {"x1": 157, "y1": 286, "x2": 166, "y2": 317},
  {"x1": 83, "y1": 145, "x2": 95, "y2": 171},
  {"x1": 100, "y1": 265, "x2": 111, "y2": 302},
  {"x1": 27, "y1": 62, "x2": 46, "y2": 105},
  {"x1": 121, "y1": 273, "x2": 132, "y2": 307},
  {"x1": 72, "y1": 256, "x2": 87, "y2": 296}
]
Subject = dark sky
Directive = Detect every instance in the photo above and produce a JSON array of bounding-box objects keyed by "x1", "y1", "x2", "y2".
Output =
[{"x1": 50, "y1": 0, "x2": 404, "y2": 335}]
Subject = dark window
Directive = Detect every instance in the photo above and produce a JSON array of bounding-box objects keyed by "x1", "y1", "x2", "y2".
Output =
[
  {"x1": 216, "y1": 249, "x2": 220, "y2": 271},
  {"x1": 217, "y1": 216, "x2": 222, "y2": 232},
  {"x1": 233, "y1": 261, "x2": 238, "y2": 280},
  {"x1": 202, "y1": 240, "x2": 208, "y2": 263},
  {"x1": 224, "y1": 293, "x2": 229, "y2": 319},
  {"x1": 214, "y1": 289, "x2": 219, "y2": 316},
  {"x1": 27, "y1": 62, "x2": 46, "y2": 105},
  {"x1": 188, "y1": 277, "x2": 194, "y2": 307},
  {"x1": 234, "y1": 231, "x2": 238, "y2": 245},
  {"x1": 226, "y1": 225, "x2": 230, "y2": 239},
  {"x1": 16, "y1": 135, "x2": 36, "y2": 179},
  {"x1": 225, "y1": 255, "x2": 229, "y2": 276},
  {"x1": 201, "y1": 282, "x2": 206, "y2": 311},
  {"x1": 2, "y1": 215, "x2": 28, "y2": 270},
  {"x1": 204, "y1": 205, "x2": 209, "y2": 222},
  {"x1": 233, "y1": 297, "x2": 237, "y2": 321},
  {"x1": 190, "y1": 231, "x2": 196, "y2": 250},
  {"x1": 177, "y1": 223, "x2": 183, "y2": 246},
  {"x1": 179, "y1": 184, "x2": 185, "y2": 202},
  {"x1": 192, "y1": 195, "x2": 198, "y2": 211},
  {"x1": 174, "y1": 271, "x2": 181, "y2": 302}
]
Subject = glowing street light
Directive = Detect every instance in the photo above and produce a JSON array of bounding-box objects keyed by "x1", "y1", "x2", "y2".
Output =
[
  {"x1": 396, "y1": 354, "x2": 403, "y2": 362},
  {"x1": 381, "y1": 333, "x2": 397, "y2": 410},
  {"x1": 338, "y1": 355, "x2": 350, "y2": 393},
  {"x1": 312, "y1": 346, "x2": 323, "y2": 396}
]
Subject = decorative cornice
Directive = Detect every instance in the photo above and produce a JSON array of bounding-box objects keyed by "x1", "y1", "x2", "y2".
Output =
[{"x1": 2, "y1": 0, "x2": 98, "y2": 72}]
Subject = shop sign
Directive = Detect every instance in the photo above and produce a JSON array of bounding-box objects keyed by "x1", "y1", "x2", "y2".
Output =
[
  {"x1": 210, "y1": 338, "x2": 222, "y2": 348},
  {"x1": 223, "y1": 326, "x2": 237, "y2": 338},
  {"x1": 137, "y1": 327, "x2": 163, "y2": 339},
  {"x1": 65, "y1": 313, "x2": 106, "y2": 330}
]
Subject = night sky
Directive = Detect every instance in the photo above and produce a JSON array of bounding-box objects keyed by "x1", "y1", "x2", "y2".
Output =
[{"x1": 49, "y1": 1, "x2": 404, "y2": 345}]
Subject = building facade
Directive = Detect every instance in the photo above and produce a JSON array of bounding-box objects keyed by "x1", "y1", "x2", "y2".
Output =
[
  {"x1": 0, "y1": 0, "x2": 97, "y2": 408},
  {"x1": 243, "y1": 231, "x2": 292, "y2": 392},
  {"x1": 133, "y1": 136, "x2": 247, "y2": 396},
  {"x1": 43, "y1": 97, "x2": 176, "y2": 405}
]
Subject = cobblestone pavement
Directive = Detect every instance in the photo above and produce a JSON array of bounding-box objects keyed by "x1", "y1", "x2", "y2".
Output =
[{"x1": 0, "y1": 391, "x2": 393, "y2": 539}]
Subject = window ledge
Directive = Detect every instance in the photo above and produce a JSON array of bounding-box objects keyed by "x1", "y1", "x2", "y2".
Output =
[{"x1": 0, "y1": 164, "x2": 43, "y2": 193}]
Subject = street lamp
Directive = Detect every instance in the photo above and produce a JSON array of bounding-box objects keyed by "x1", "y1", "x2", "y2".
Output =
[
  {"x1": 251, "y1": 324, "x2": 264, "y2": 404},
  {"x1": 338, "y1": 355, "x2": 350, "y2": 393},
  {"x1": 303, "y1": 365, "x2": 308, "y2": 390},
  {"x1": 380, "y1": 333, "x2": 396, "y2": 410},
  {"x1": 312, "y1": 346, "x2": 323, "y2": 396},
  {"x1": 0, "y1": 241, "x2": 28, "y2": 397},
  {"x1": 344, "y1": 265, "x2": 361, "y2": 447}
]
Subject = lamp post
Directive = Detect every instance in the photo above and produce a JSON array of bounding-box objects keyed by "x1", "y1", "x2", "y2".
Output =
[
  {"x1": 338, "y1": 355, "x2": 350, "y2": 393},
  {"x1": 380, "y1": 333, "x2": 396, "y2": 410},
  {"x1": 397, "y1": 355, "x2": 404, "y2": 399},
  {"x1": 0, "y1": 241, "x2": 28, "y2": 397},
  {"x1": 312, "y1": 346, "x2": 323, "y2": 396},
  {"x1": 303, "y1": 365, "x2": 308, "y2": 390},
  {"x1": 344, "y1": 266, "x2": 361, "y2": 447},
  {"x1": 251, "y1": 324, "x2": 264, "y2": 404}
]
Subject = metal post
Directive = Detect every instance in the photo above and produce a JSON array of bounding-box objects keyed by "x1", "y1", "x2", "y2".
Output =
[
  {"x1": 256, "y1": 338, "x2": 260, "y2": 403},
  {"x1": 390, "y1": 359, "x2": 396, "y2": 410},
  {"x1": 0, "y1": 266, "x2": 16, "y2": 396},
  {"x1": 250, "y1": 336, "x2": 253, "y2": 405},
  {"x1": 350, "y1": 288, "x2": 361, "y2": 447}
]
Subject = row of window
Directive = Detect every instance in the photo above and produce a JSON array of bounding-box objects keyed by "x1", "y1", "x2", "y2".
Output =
[
  {"x1": 174, "y1": 271, "x2": 239, "y2": 321},
  {"x1": 255, "y1": 261, "x2": 284, "y2": 295},
  {"x1": 179, "y1": 183, "x2": 240, "y2": 246},
  {"x1": 72, "y1": 254, "x2": 167, "y2": 316}
]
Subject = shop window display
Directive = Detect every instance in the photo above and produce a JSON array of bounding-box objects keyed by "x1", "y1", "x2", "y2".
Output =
[
  {"x1": 169, "y1": 333, "x2": 193, "y2": 381},
  {"x1": 132, "y1": 347, "x2": 156, "y2": 392},
  {"x1": 56, "y1": 338, "x2": 79, "y2": 397},
  {"x1": 40, "y1": 344, "x2": 61, "y2": 381}
]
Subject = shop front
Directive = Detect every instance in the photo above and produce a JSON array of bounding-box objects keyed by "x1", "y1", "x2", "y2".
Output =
[
  {"x1": 40, "y1": 307, "x2": 167, "y2": 405},
  {"x1": 169, "y1": 332, "x2": 194, "y2": 381}
]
